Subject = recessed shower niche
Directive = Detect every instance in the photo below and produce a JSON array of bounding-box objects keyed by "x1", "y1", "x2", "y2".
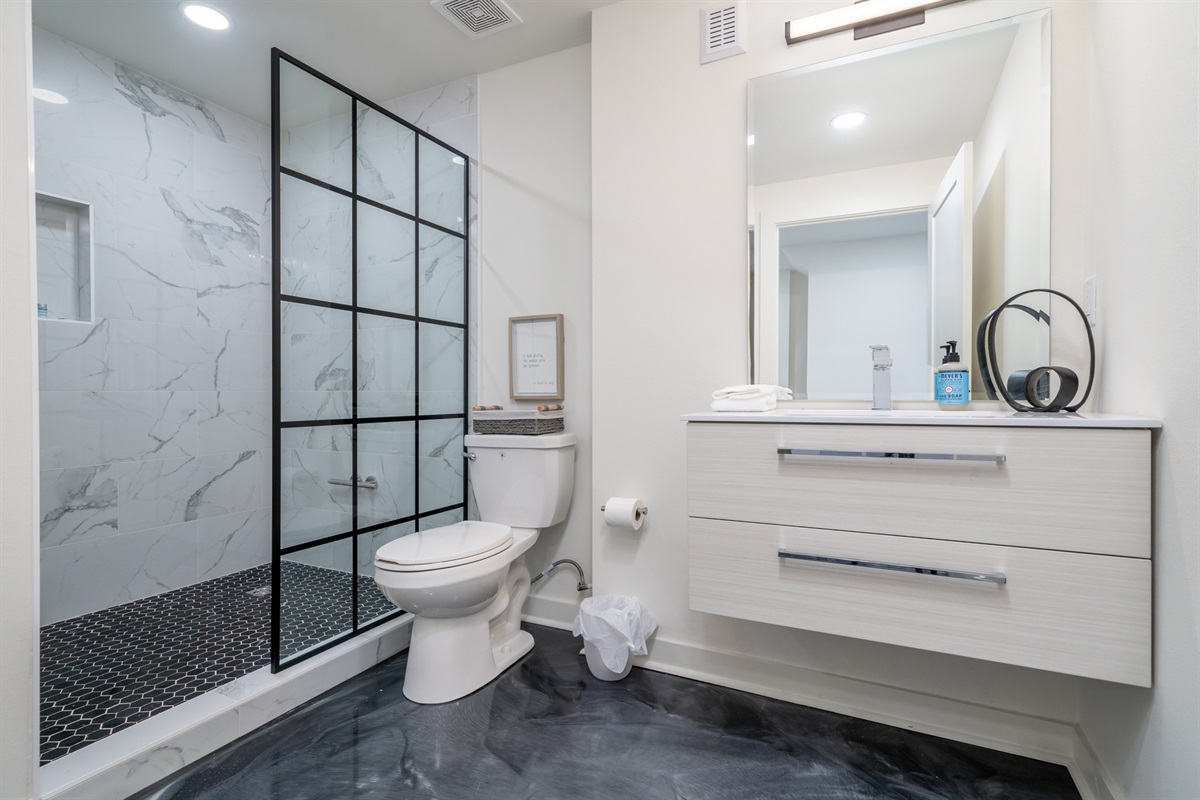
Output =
[{"x1": 35, "y1": 191, "x2": 93, "y2": 323}]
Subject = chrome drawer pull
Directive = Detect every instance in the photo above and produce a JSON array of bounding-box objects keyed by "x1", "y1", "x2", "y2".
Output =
[
  {"x1": 778, "y1": 549, "x2": 1007, "y2": 585},
  {"x1": 778, "y1": 448, "x2": 1005, "y2": 463},
  {"x1": 327, "y1": 475, "x2": 378, "y2": 490}
]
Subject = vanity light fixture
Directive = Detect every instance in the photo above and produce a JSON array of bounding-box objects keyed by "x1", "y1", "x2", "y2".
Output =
[
  {"x1": 180, "y1": 2, "x2": 231, "y2": 31},
  {"x1": 32, "y1": 88, "x2": 69, "y2": 104},
  {"x1": 785, "y1": 0, "x2": 967, "y2": 45},
  {"x1": 831, "y1": 111, "x2": 867, "y2": 129}
]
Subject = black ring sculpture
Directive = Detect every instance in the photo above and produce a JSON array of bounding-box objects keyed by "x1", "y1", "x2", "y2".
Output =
[{"x1": 975, "y1": 288, "x2": 1095, "y2": 413}]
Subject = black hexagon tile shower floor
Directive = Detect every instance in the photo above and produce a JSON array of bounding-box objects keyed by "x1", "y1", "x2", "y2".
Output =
[{"x1": 39, "y1": 562, "x2": 399, "y2": 764}]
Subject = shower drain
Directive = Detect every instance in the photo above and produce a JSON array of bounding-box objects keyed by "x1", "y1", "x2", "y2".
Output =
[{"x1": 246, "y1": 586, "x2": 272, "y2": 598}]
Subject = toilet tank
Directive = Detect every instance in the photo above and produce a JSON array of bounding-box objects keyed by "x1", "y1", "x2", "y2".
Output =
[{"x1": 464, "y1": 433, "x2": 576, "y2": 529}]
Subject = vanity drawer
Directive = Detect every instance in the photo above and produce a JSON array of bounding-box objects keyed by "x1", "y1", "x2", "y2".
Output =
[
  {"x1": 687, "y1": 422, "x2": 1150, "y2": 557},
  {"x1": 688, "y1": 517, "x2": 1151, "y2": 686}
]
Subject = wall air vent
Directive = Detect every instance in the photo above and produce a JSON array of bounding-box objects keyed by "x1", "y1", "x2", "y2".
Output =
[
  {"x1": 700, "y1": 1, "x2": 747, "y2": 64},
  {"x1": 430, "y1": 0, "x2": 523, "y2": 40}
]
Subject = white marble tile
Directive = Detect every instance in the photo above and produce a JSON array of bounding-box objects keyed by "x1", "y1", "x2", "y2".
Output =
[
  {"x1": 279, "y1": 59, "x2": 353, "y2": 188},
  {"x1": 32, "y1": 27, "x2": 116, "y2": 107},
  {"x1": 383, "y1": 76, "x2": 477, "y2": 131},
  {"x1": 119, "y1": 450, "x2": 264, "y2": 533},
  {"x1": 195, "y1": 391, "x2": 270, "y2": 455},
  {"x1": 279, "y1": 174, "x2": 352, "y2": 305},
  {"x1": 427, "y1": 114, "x2": 478, "y2": 160},
  {"x1": 114, "y1": 63, "x2": 234, "y2": 149},
  {"x1": 280, "y1": 302, "x2": 353, "y2": 421},
  {"x1": 116, "y1": 320, "x2": 229, "y2": 391},
  {"x1": 418, "y1": 137, "x2": 466, "y2": 234},
  {"x1": 159, "y1": 188, "x2": 265, "y2": 272},
  {"x1": 280, "y1": 505, "x2": 352, "y2": 550},
  {"x1": 196, "y1": 260, "x2": 271, "y2": 331},
  {"x1": 420, "y1": 506, "x2": 465, "y2": 530},
  {"x1": 419, "y1": 225, "x2": 466, "y2": 324},
  {"x1": 93, "y1": 243, "x2": 197, "y2": 325},
  {"x1": 357, "y1": 423, "x2": 417, "y2": 527},
  {"x1": 196, "y1": 507, "x2": 271, "y2": 581},
  {"x1": 40, "y1": 522, "x2": 197, "y2": 624},
  {"x1": 418, "y1": 417, "x2": 464, "y2": 513},
  {"x1": 39, "y1": 318, "x2": 117, "y2": 390},
  {"x1": 356, "y1": 201, "x2": 416, "y2": 317},
  {"x1": 356, "y1": 520, "x2": 416, "y2": 573},
  {"x1": 419, "y1": 323, "x2": 464, "y2": 416},
  {"x1": 39, "y1": 390, "x2": 197, "y2": 470},
  {"x1": 355, "y1": 105, "x2": 415, "y2": 214},
  {"x1": 194, "y1": 134, "x2": 271, "y2": 219},
  {"x1": 466, "y1": 162, "x2": 479, "y2": 412},
  {"x1": 357, "y1": 314, "x2": 415, "y2": 418},
  {"x1": 283, "y1": 544, "x2": 334, "y2": 569},
  {"x1": 40, "y1": 464, "x2": 119, "y2": 547},
  {"x1": 35, "y1": 91, "x2": 195, "y2": 193},
  {"x1": 217, "y1": 328, "x2": 267, "y2": 391}
]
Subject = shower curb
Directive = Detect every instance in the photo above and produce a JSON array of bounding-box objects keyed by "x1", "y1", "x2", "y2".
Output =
[{"x1": 38, "y1": 614, "x2": 413, "y2": 800}]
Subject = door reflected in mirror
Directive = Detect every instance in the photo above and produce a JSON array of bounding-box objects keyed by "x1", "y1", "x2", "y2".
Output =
[{"x1": 749, "y1": 10, "x2": 1051, "y2": 401}]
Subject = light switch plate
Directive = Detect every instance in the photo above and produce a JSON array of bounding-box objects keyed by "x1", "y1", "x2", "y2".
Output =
[{"x1": 1083, "y1": 275, "x2": 1098, "y2": 326}]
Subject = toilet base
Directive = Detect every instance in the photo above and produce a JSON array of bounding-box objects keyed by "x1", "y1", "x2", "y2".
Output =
[{"x1": 402, "y1": 561, "x2": 533, "y2": 704}]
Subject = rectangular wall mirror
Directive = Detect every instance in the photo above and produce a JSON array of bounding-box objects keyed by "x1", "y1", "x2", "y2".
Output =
[{"x1": 749, "y1": 9, "x2": 1051, "y2": 401}]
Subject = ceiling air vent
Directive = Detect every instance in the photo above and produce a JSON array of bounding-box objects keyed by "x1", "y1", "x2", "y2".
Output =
[
  {"x1": 700, "y1": 1, "x2": 747, "y2": 64},
  {"x1": 430, "y1": 0, "x2": 523, "y2": 40}
]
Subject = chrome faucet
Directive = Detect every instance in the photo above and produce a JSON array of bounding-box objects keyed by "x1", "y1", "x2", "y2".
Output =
[{"x1": 870, "y1": 345, "x2": 892, "y2": 410}]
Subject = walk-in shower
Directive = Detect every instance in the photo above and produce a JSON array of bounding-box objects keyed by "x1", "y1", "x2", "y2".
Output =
[{"x1": 34, "y1": 28, "x2": 470, "y2": 763}]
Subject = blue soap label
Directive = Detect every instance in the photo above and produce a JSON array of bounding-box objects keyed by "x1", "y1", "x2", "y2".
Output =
[{"x1": 937, "y1": 369, "x2": 969, "y2": 405}]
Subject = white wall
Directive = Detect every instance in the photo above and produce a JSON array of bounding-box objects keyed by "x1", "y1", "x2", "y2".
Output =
[
  {"x1": 0, "y1": 1, "x2": 39, "y2": 796},
  {"x1": 971, "y1": 12, "x2": 1051, "y2": 377},
  {"x1": 478, "y1": 45, "x2": 593, "y2": 627},
  {"x1": 798, "y1": 233, "x2": 930, "y2": 400},
  {"x1": 1078, "y1": 3, "x2": 1200, "y2": 798},
  {"x1": 590, "y1": 0, "x2": 1131, "y2": 761}
]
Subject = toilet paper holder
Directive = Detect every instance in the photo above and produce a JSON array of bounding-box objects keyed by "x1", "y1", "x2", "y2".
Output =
[{"x1": 600, "y1": 502, "x2": 648, "y2": 516}]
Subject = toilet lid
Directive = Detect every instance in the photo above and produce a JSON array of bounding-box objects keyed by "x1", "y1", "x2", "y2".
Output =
[{"x1": 374, "y1": 521, "x2": 513, "y2": 570}]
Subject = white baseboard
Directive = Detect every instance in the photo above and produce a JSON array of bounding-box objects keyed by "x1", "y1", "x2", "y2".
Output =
[
  {"x1": 39, "y1": 615, "x2": 413, "y2": 800},
  {"x1": 635, "y1": 633, "x2": 1121, "y2": 799},
  {"x1": 523, "y1": 593, "x2": 581, "y2": 631}
]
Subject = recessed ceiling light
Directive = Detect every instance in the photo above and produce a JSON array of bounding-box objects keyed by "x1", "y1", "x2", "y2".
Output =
[
  {"x1": 33, "y1": 88, "x2": 69, "y2": 104},
  {"x1": 747, "y1": 134, "x2": 756, "y2": 146},
  {"x1": 180, "y1": 2, "x2": 231, "y2": 31},
  {"x1": 831, "y1": 111, "x2": 867, "y2": 129}
]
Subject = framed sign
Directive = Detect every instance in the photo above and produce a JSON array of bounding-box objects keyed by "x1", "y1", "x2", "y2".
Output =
[{"x1": 509, "y1": 314, "x2": 564, "y2": 400}]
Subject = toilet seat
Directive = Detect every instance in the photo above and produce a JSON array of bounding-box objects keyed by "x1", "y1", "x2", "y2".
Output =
[{"x1": 375, "y1": 521, "x2": 513, "y2": 572}]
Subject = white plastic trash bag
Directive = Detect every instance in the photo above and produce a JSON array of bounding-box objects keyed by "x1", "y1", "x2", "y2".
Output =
[{"x1": 572, "y1": 594, "x2": 658, "y2": 680}]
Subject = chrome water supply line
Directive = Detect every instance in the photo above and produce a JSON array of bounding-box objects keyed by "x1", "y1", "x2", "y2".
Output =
[{"x1": 530, "y1": 559, "x2": 591, "y2": 592}]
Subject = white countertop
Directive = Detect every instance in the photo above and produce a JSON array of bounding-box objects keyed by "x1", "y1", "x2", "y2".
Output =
[{"x1": 681, "y1": 408, "x2": 1162, "y2": 429}]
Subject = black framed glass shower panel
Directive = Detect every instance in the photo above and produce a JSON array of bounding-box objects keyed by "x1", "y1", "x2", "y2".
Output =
[{"x1": 271, "y1": 50, "x2": 469, "y2": 671}]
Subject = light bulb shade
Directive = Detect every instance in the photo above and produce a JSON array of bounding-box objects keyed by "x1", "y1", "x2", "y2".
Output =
[{"x1": 785, "y1": 0, "x2": 966, "y2": 45}]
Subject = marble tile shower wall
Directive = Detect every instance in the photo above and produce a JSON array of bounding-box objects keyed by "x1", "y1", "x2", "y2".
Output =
[{"x1": 34, "y1": 28, "x2": 272, "y2": 625}]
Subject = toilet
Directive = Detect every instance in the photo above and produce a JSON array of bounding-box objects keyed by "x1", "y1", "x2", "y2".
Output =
[{"x1": 374, "y1": 432, "x2": 576, "y2": 704}]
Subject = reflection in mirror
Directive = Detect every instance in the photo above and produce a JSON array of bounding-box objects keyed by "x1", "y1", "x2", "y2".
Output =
[{"x1": 749, "y1": 10, "x2": 1050, "y2": 401}]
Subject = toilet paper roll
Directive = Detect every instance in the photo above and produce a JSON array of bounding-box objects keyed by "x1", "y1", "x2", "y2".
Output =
[{"x1": 603, "y1": 497, "x2": 646, "y2": 531}]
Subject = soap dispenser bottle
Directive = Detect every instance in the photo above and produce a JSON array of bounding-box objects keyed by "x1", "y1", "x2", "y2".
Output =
[{"x1": 935, "y1": 340, "x2": 969, "y2": 409}]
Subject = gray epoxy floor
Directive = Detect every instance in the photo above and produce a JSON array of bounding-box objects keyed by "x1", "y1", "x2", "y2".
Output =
[{"x1": 130, "y1": 624, "x2": 1081, "y2": 800}]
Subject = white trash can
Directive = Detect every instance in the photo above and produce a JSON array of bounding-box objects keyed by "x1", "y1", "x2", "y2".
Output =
[{"x1": 572, "y1": 595, "x2": 658, "y2": 682}]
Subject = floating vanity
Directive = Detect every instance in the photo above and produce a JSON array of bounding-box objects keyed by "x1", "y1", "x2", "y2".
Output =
[{"x1": 681, "y1": 410, "x2": 1160, "y2": 686}]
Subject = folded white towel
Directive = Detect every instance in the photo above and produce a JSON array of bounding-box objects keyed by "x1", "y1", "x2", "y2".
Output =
[
  {"x1": 711, "y1": 395, "x2": 777, "y2": 412},
  {"x1": 711, "y1": 384, "x2": 793, "y2": 401}
]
